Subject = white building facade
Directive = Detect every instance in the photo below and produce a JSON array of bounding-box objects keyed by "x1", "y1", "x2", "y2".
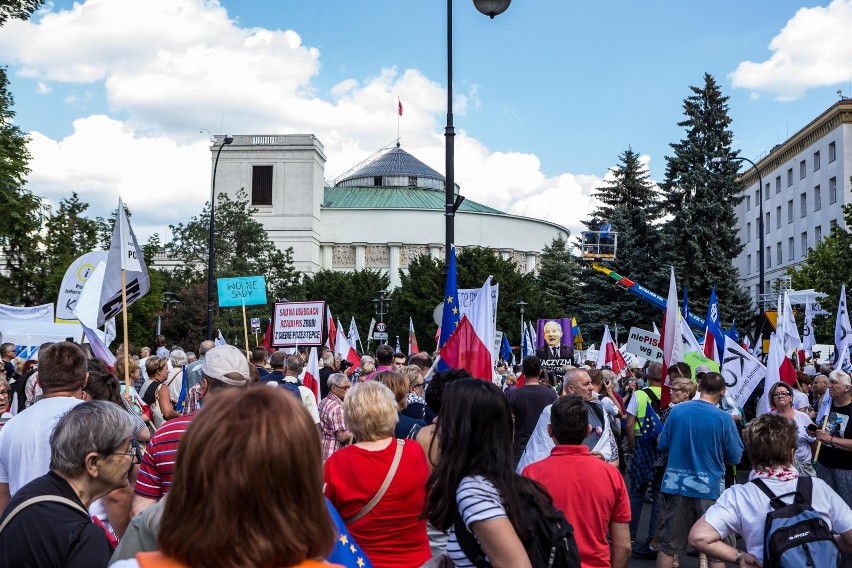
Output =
[
  {"x1": 734, "y1": 99, "x2": 852, "y2": 307},
  {"x1": 211, "y1": 136, "x2": 569, "y2": 288}
]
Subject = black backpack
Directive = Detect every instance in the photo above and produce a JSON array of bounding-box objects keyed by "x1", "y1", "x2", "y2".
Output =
[
  {"x1": 752, "y1": 477, "x2": 841, "y2": 568},
  {"x1": 454, "y1": 486, "x2": 581, "y2": 568}
]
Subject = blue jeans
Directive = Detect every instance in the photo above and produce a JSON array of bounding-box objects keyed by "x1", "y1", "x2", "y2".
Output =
[{"x1": 628, "y1": 476, "x2": 660, "y2": 543}]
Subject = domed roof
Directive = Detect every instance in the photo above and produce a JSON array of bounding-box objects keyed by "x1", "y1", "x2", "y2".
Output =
[{"x1": 335, "y1": 147, "x2": 445, "y2": 188}]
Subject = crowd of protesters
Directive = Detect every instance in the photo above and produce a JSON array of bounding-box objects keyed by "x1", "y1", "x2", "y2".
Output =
[{"x1": 0, "y1": 334, "x2": 851, "y2": 568}]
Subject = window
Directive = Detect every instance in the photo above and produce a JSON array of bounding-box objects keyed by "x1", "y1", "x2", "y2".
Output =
[
  {"x1": 815, "y1": 226, "x2": 822, "y2": 243},
  {"x1": 755, "y1": 190, "x2": 759, "y2": 204},
  {"x1": 251, "y1": 165, "x2": 273, "y2": 206},
  {"x1": 801, "y1": 232, "x2": 808, "y2": 257},
  {"x1": 765, "y1": 183, "x2": 770, "y2": 201},
  {"x1": 776, "y1": 206, "x2": 781, "y2": 229},
  {"x1": 788, "y1": 237, "x2": 794, "y2": 260},
  {"x1": 766, "y1": 246, "x2": 772, "y2": 268},
  {"x1": 408, "y1": 176, "x2": 417, "y2": 187},
  {"x1": 800, "y1": 160, "x2": 807, "y2": 179},
  {"x1": 776, "y1": 242, "x2": 782, "y2": 265},
  {"x1": 765, "y1": 212, "x2": 770, "y2": 234},
  {"x1": 756, "y1": 218, "x2": 761, "y2": 239},
  {"x1": 787, "y1": 200, "x2": 794, "y2": 223},
  {"x1": 373, "y1": 176, "x2": 382, "y2": 186},
  {"x1": 800, "y1": 193, "x2": 807, "y2": 217},
  {"x1": 746, "y1": 222, "x2": 751, "y2": 242},
  {"x1": 747, "y1": 254, "x2": 752, "y2": 274},
  {"x1": 831, "y1": 219, "x2": 838, "y2": 230},
  {"x1": 830, "y1": 177, "x2": 837, "y2": 204},
  {"x1": 787, "y1": 168, "x2": 793, "y2": 187},
  {"x1": 814, "y1": 151, "x2": 820, "y2": 171},
  {"x1": 775, "y1": 176, "x2": 781, "y2": 194},
  {"x1": 829, "y1": 141, "x2": 836, "y2": 163},
  {"x1": 746, "y1": 195, "x2": 751, "y2": 211},
  {"x1": 814, "y1": 185, "x2": 821, "y2": 211}
]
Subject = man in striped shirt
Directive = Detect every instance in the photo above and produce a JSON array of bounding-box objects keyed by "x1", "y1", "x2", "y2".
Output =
[{"x1": 131, "y1": 345, "x2": 251, "y2": 516}]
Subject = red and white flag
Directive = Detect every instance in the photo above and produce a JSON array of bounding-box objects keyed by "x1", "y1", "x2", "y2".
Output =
[
  {"x1": 325, "y1": 306, "x2": 336, "y2": 351},
  {"x1": 759, "y1": 332, "x2": 797, "y2": 415},
  {"x1": 658, "y1": 266, "x2": 680, "y2": 407},
  {"x1": 398, "y1": 99, "x2": 403, "y2": 116},
  {"x1": 439, "y1": 276, "x2": 495, "y2": 381},
  {"x1": 335, "y1": 320, "x2": 361, "y2": 368},
  {"x1": 408, "y1": 317, "x2": 419, "y2": 356},
  {"x1": 301, "y1": 347, "x2": 320, "y2": 402},
  {"x1": 596, "y1": 325, "x2": 626, "y2": 374}
]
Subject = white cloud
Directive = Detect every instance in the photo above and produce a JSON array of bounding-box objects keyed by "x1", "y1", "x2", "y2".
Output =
[
  {"x1": 36, "y1": 81, "x2": 51, "y2": 94},
  {"x1": 730, "y1": 0, "x2": 852, "y2": 100},
  {"x1": 8, "y1": 0, "x2": 605, "y2": 244}
]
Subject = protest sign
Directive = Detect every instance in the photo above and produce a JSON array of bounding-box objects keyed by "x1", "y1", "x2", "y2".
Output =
[
  {"x1": 217, "y1": 276, "x2": 267, "y2": 307},
  {"x1": 273, "y1": 301, "x2": 325, "y2": 347},
  {"x1": 626, "y1": 327, "x2": 663, "y2": 362},
  {"x1": 684, "y1": 351, "x2": 719, "y2": 380}
]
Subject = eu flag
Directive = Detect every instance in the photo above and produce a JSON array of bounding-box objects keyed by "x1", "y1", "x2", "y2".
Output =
[
  {"x1": 638, "y1": 404, "x2": 664, "y2": 445},
  {"x1": 438, "y1": 245, "x2": 460, "y2": 370},
  {"x1": 500, "y1": 333, "x2": 513, "y2": 363}
]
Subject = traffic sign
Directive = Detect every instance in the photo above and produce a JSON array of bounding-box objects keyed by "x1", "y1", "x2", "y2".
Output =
[
  {"x1": 375, "y1": 322, "x2": 388, "y2": 333},
  {"x1": 373, "y1": 332, "x2": 388, "y2": 340}
]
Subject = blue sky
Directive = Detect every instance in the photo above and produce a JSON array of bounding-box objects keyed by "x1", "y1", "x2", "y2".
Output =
[{"x1": 2, "y1": 0, "x2": 851, "y2": 241}]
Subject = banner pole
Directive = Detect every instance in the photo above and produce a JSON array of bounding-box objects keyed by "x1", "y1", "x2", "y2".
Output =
[
  {"x1": 241, "y1": 299, "x2": 250, "y2": 364},
  {"x1": 120, "y1": 269, "x2": 131, "y2": 400}
]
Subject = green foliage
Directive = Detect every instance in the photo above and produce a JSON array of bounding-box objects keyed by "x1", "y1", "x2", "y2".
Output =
[
  {"x1": 163, "y1": 189, "x2": 302, "y2": 349},
  {"x1": 537, "y1": 235, "x2": 583, "y2": 317},
  {"x1": 788, "y1": 199, "x2": 852, "y2": 341},
  {"x1": 0, "y1": 0, "x2": 44, "y2": 25},
  {"x1": 658, "y1": 73, "x2": 751, "y2": 328},
  {"x1": 39, "y1": 193, "x2": 100, "y2": 302},
  {"x1": 579, "y1": 148, "x2": 664, "y2": 339}
]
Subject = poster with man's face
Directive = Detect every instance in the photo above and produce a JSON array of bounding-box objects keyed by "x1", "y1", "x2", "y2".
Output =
[{"x1": 535, "y1": 318, "x2": 575, "y2": 366}]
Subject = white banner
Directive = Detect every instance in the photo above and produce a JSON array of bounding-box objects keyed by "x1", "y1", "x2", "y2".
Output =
[
  {"x1": 625, "y1": 327, "x2": 664, "y2": 362},
  {"x1": 721, "y1": 335, "x2": 766, "y2": 408},
  {"x1": 55, "y1": 250, "x2": 108, "y2": 322},
  {"x1": 458, "y1": 285, "x2": 499, "y2": 327},
  {"x1": 273, "y1": 301, "x2": 325, "y2": 347},
  {"x1": 0, "y1": 303, "x2": 54, "y2": 323}
]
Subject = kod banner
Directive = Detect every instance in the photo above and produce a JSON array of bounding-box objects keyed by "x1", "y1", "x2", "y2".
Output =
[
  {"x1": 55, "y1": 251, "x2": 108, "y2": 322},
  {"x1": 0, "y1": 303, "x2": 54, "y2": 323},
  {"x1": 273, "y1": 301, "x2": 325, "y2": 347},
  {"x1": 216, "y1": 276, "x2": 267, "y2": 307}
]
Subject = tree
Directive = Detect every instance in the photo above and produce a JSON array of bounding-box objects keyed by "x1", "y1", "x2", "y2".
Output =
[
  {"x1": 788, "y1": 198, "x2": 852, "y2": 341},
  {"x1": 537, "y1": 235, "x2": 583, "y2": 317},
  {"x1": 0, "y1": 1, "x2": 45, "y2": 25},
  {"x1": 39, "y1": 193, "x2": 100, "y2": 302},
  {"x1": 578, "y1": 148, "x2": 664, "y2": 339},
  {"x1": 0, "y1": 67, "x2": 45, "y2": 304},
  {"x1": 658, "y1": 73, "x2": 751, "y2": 328},
  {"x1": 164, "y1": 189, "x2": 302, "y2": 348}
]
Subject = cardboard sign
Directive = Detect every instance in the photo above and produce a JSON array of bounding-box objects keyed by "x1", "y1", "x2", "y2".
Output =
[
  {"x1": 625, "y1": 327, "x2": 663, "y2": 362},
  {"x1": 273, "y1": 301, "x2": 325, "y2": 347},
  {"x1": 217, "y1": 276, "x2": 267, "y2": 307}
]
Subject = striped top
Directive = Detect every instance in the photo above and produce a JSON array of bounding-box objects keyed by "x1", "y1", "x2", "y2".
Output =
[
  {"x1": 134, "y1": 414, "x2": 195, "y2": 500},
  {"x1": 446, "y1": 476, "x2": 508, "y2": 567}
]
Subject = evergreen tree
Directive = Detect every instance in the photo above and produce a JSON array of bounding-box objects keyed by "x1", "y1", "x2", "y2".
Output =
[
  {"x1": 537, "y1": 235, "x2": 583, "y2": 317},
  {"x1": 40, "y1": 193, "x2": 100, "y2": 302},
  {"x1": 579, "y1": 148, "x2": 664, "y2": 339},
  {"x1": 659, "y1": 73, "x2": 751, "y2": 327},
  {"x1": 0, "y1": 1, "x2": 45, "y2": 25}
]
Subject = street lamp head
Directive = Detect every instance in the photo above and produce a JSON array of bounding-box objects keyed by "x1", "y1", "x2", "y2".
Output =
[
  {"x1": 710, "y1": 157, "x2": 727, "y2": 164},
  {"x1": 473, "y1": 0, "x2": 511, "y2": 18},
  {"x1": 223, "y1": 135, "x2": 234, "y2": 145}
]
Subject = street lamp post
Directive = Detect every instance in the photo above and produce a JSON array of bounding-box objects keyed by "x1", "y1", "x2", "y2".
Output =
[
  {"x1": 711, "y1": 156, "x2": 764, "y2": 309},
  {"x1": 156, "y1": 291, "x2": 180, "y2": 339},
  {"x1": 206, "y1": 134, "x2": 234, "y2": 340},
  {"x1": 371, "y1": 291, "x2": 392, "y2": 346},
  {"x1": 444, "y1": 0, "x2": 511, "y2": 269},
  {"x1": 516, "y1": 300, "x2": 527, "y2": 351}
]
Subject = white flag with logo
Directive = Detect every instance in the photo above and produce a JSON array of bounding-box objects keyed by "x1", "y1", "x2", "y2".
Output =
[
  {"x1": 680, "y1": 317, "x2": 702, "y2": 355},
  {"x1": 835, "y1": 284, "x2": 851, "y2": 365},
  {"x1": 803, "y1": 300, "x2": 816, "y2": 352},
  {"x1": 348, "y1": 316, "x2": 361, "y2": 345},
  {"x1": 721, "y1": 335, "x2": 766, "y2": 408},
  {"x1": 97, "y1": 198, "x2": 150, "y2": 326},
  {"x1": 780, "y1": 292, "x2": 801, "y2": 353}
]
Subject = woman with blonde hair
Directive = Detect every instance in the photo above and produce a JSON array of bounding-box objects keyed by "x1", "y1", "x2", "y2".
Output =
[
  {"x1": 375, "y1": 370, "x2": 426, "y2": 439},
  {"x1": 324, "y1": 380, "x2": 431, "y2": 567}
]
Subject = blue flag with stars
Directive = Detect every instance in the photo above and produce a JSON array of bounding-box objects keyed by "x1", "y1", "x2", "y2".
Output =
[
  {"x1": 500, "y1": 333, "x2": 513, "y2": 363},
  {"x1": 637, "y1": 403, "x2": 664, "y2": 445},
  {"x1": 439, "y1": 245, "x2": 460, "y2": 349},
  {"x1": 325, "y1": 497, "x2": 373, "y2": 568}
]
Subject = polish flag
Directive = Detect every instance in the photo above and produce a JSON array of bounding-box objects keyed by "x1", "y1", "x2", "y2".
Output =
[
  {"x1": 261, "y1": 321, "x2": 273, "y2": 351},
  {"x1": 408, "y1": 317, "x2": 419, "y2": 356},
  {"x1": 326, "y1": 306, "x2": 336, "y2": 351},
  {"x1": 301, "y1": 347, "x2": 320, "y2": 402},
  {"x1": 398, "y1": 100, "x2": 403, "y2": 116},
  {"x1": 658, "y1": 267, "x2": 679, "y2": 407},
  {"x1": 439, "y1": 276, "x2": 495, "y2": 381},
  {"x1": 759, "y1": 332, "x2": 797, "y2": 415},
  {"x1": 596, "y1": 325, "x2": 626, "y2": 374},
  {"x1": 335, "y1": 321, "x2": 361, "y2": 368}
]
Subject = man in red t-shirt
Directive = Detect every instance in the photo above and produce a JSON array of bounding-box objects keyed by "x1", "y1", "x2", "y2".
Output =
[{"x1": 522, "y1": 395, "x2": 631, "y2": 568}]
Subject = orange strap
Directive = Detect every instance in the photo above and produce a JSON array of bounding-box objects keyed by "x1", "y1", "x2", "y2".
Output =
[{"x1": 136, "y1": 552, "x2": 342, "y2": 568}]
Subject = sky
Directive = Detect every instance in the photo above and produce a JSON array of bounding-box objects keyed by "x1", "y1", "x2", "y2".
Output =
[{"x1": 2, "y1": 0, "x2": 852, "y2": 243}]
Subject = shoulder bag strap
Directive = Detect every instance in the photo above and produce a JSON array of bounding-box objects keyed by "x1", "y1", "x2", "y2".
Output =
[
  {"x1": 0, "y1": 495, "x2": 90, "y2": 534},
  {"x1": 751, "y1": 478, "x2": 795, "y2": 510},
  {"x1": 344, "y1": 439, "x2": 405, "y2": 525},
  {"x1": 642, "y1": 388, "x2": 660, "y2": 407}
]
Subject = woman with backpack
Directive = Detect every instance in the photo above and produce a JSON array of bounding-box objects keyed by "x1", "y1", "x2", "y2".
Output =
[
  {"x1": 688, "y1": 412, "x2": 852, "y2": 567},
  {"x1": 424, "y1": 378, "x2": 579, "y2": 567}
]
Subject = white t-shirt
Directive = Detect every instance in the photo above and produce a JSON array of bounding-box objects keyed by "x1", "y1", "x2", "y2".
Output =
[
  {"x1": 789, "y1": 410, "x2": 816, "y2": 463},
  {"x1": 704, "y1": 476, "x2": 852, "y2": 563},
  {"x1": 447, "y1": 475, "x2": 508, "y2": 568},
  {"x1": 600, "y1": 396, "x2": 620, "y2": 416},
  {"x1": 793, "y1": 389, "x2": 810, "y2": 412},
  {"x1": 0, "y1": 396, "x2": 83, "y2": 494},
  {"x1": 279, "y1": 377, "x2": 320, "y2": 424}
]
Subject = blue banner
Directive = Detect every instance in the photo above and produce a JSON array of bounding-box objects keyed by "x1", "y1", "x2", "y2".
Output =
[{"x1": 217, "y1": 276, "x2": 267, "y2": 307}]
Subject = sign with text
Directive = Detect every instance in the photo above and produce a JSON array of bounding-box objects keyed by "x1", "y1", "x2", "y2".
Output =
[
  {"x1": 625, "y1": 327, "x2": 664, "y2": 362},
  {"x1": 217, "y1": 276, "x2": 267, "y2": 308},
  {"x1": 273, "y1": 301, "x2": 325, "y2": 347}
]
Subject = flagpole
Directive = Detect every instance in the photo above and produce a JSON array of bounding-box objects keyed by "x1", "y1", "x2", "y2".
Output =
[
  {"x1": 241, "y1": 298, "x2": 250, "y2": 364},
  {"x1": 120, "y1": 269, "x2": 131, "y2": 400}
]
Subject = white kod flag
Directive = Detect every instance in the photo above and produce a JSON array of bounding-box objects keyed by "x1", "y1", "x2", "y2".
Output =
[
  {"x1": 803, "y1": 300, "x2": 816, "y2": 352},
  {"x1": 835, "y1": 285, "x2": 851, "y2": 365},
  {"x1": 721, "y1": 335, "x2": 766, "y2": 408},
  {"x1": 97, "y1": 198, "x2": 150, "y2": 326}
]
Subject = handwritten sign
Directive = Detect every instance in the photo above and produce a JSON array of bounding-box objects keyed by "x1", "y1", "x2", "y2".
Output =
[
  {"x1": 217, "y1": 276, "x2": 267, "y2": 308},
  {"x1": 273, "y1": 301, "x2": 325, "y2": 347},
  {"x1": 625, "y1": 327, "x2": 664, "y2": 362}
]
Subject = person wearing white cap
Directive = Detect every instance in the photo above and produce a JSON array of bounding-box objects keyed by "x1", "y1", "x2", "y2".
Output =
[{"x1": 131, "y1": 345, "x2": 251, "y2": 517}]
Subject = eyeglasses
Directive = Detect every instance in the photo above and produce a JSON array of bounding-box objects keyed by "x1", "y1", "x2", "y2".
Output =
[
  {"x1": 412, "y1": 382, "x2": 425, "y2": 388},
  {"x1": 773, "y1": 392, "x2": 792, "y2": 398},
  {"x1": 670, "y1": 387, "x2": 688, "y2": 393},
  {"x1": 0, "y1": 390, "x2": 9, "y2": 396},
  {"x1": 333, "y1": 384, "x2": 351, "y2": 391},
  {"x1": 109, "y1": 450, "x2": 141, "y2": 464}
]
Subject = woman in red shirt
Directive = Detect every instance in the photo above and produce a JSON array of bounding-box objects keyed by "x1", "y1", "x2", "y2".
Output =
[{"x1": 324, "y1": 380, "x2": 431, "y2": 568}]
